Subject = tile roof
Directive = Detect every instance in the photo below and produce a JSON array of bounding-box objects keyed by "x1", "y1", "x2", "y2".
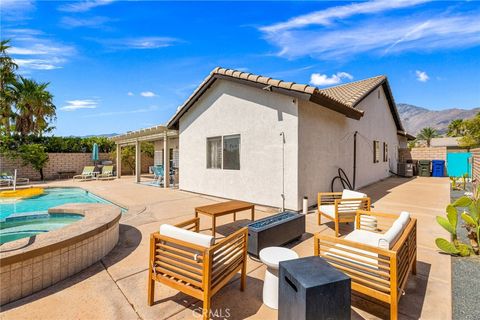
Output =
[
  {"x1": 167, "y1": 67, "x2": 403, "y2": 131},
  {"x1": 318, "y1": 75, "x2": 386, "y2": 108}
]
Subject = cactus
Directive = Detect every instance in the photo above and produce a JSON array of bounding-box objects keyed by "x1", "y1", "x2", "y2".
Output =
[{"x1": 435, "y1": 186, "x2": 480, "y2": 256}]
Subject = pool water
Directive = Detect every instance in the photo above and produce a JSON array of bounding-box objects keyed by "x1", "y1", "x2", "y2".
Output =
[
  {"x1": 0, "y1": 214, "x2": 83, "y2": 244},
  {"x1": 0, "y1": 187, "x2": 124, "y2": 220}
]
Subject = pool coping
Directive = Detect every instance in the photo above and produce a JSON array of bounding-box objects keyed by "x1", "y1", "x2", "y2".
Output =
[{"x1": 0, "y1": 203, "x2": 121, "y2": 266}]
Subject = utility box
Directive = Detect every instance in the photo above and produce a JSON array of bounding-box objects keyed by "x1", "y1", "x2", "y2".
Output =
[
  {"x1": 418, "y1": 160, "x2": 431, "y2": 177},
  {"x1": 279, "y1": 256, "x2": 351, "y2": 320},
  {"x1": 398, "y1": 163, "x2": 413, "y2": 177}
]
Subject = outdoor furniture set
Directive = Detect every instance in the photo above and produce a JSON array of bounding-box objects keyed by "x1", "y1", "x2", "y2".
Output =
[
  {"x1": 72, "y1": 165, "x2": 115, "y2": 181},
  {"x1": 147, "y1": 191, "x2": 417, "y2": 320}
]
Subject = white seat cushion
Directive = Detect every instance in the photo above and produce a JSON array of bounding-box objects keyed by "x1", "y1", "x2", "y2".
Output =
[
  {"x1": 160, "y1": 224, "x2": 214, "y2": 248},
  {"x1": 319, "y1": 205, "x2": 335, "y2": 218},
  {"x1": 342, "y1": 189, "x2": 367, "y2": 199},
  {"x1": 345, "y1": 229, "x2": 383, "y2": 247}
]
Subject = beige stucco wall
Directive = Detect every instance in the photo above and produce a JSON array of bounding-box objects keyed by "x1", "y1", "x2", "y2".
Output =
[
  {"x1": 178, "y1": 79, "x2": 299, "y2": 209},
  {"x1": 298, "y1": 86, "x2": 400, "y2": 207}
]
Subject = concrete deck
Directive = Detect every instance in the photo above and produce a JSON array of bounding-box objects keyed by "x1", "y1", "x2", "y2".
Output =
[{"x1": 0, "y1": 176, "x2": 451, "y2": 319}]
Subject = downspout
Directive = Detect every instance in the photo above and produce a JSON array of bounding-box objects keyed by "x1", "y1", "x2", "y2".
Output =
[
  {"x1": 280, "y1": 131, "x2": 285, "y2": 211},
  {"x1": 353, "y1": 131, "x2": 358, "y2": 189}
]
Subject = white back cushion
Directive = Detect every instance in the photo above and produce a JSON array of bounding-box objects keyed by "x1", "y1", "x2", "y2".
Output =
[
  {"x1": 160, "y1": 224, "x2": 214, "y2": 248},
  {"x1": 342, "y1": 189, "x2": 367, "y2": 199},
  {"x1": 319, "y1": 205, "x2": 335, "y2": 218},
  {"x1": 378, "y1": 211, "x2": 410, "y2": 249}
]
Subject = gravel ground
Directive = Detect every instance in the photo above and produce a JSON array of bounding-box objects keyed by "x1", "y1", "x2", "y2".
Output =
[{"x1": 450, "y1": 184, "x2": 480, "y2": 320}]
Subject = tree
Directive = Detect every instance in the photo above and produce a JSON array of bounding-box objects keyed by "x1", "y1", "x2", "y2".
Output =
[
  {"x1": 417, "y1": 127, "x2": 439, "y2": 147},
  {"x1": 12, "y1": 77, "x2": 56, "y2": 136},
  {"x1": 0, "y1": 39, "x2": 18, "y2": 136},
  {"x1": 447, "y1": 119, "x2": 465, "y2": 137},
  {"x1": 16, "y1": 144, "x2": 49, "y2": 180},
  {"x1": 110, "y1": 142, "x2": 154, "y2": 175},
  {"x1": 459, "y1": 113, "x2": 480, "y2": 148}
]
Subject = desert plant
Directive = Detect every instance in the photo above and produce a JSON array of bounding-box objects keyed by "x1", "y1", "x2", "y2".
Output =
[{"x1": 435, "y1": 185, "x2": 480, "y2": 256}]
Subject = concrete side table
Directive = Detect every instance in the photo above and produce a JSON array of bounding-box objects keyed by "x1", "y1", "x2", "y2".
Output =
[
  {"x1": 259, "y1": 247, "x2": 299, "y2": 309},
  {"x1": 279, "y1": 256, "x2": 351, "y2": 320}
]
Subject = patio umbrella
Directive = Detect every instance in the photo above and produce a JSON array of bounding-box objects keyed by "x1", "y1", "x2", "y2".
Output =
[{"x1": 92, "y1": 143, "x2": 99, "y2": 164}]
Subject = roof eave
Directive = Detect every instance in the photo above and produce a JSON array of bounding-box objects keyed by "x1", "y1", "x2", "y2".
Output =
[{"x1": 310, "y1": 93, "x2": 364, "y2": 120}]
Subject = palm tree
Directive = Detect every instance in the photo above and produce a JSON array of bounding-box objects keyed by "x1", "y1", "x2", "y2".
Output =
[
  {"x1": 447, "y1": 119, "x2": 465, "y2": 137},
  {"x1": 0, "y1": 39, "x2": 18, "y2": 136},
  {"x1": 417, "y1": 127, "x2": 439, "y2": 147},
  {"x1": 12, "y1": 77, "x2": 56, "y2": 136}
]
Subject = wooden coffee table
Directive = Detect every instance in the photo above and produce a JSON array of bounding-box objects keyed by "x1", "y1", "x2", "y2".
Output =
[{"x1": 195, "y1": 200, "x2": 255, "y2": 236}]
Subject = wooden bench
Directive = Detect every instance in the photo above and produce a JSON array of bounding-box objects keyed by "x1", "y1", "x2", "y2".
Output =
[
  {"x1": 314, "y1": 210, "x2": 417, "y2": 320},
  {"x1": 148, "y1": 217, "x2": 248, "y2": 320}
]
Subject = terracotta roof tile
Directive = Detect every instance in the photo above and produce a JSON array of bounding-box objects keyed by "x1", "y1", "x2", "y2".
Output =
[
  {"x1": 167, "y1": 67, "x2": 398, "y2": 129},
  {"x1": 318, "y1": 75, "x2": 386, "y2": 108}
]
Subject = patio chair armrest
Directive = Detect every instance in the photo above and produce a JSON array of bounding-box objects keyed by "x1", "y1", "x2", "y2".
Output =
[
  {"x1": 355, "y1": 209, "x2": 398, "y2": 220},
  {"x1": 174, "y1": 217, "x2": 200, "y2": 232},
  {"x1": 318, "y1": 192, "x2": 343, "y2": 206},
  {"x1": 209, "y1": 228, "x2": 248, "y2": 288},
  {"x1": 314, "y1": 232, "x2": 395, "y2": 257}
]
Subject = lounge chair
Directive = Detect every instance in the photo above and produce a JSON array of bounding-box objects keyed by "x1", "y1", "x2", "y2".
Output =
[
  {"x1": 72, "y1": 166, "x2": 95, "y2": 181},
  {"x1": 97, "y1": 165, "x2": 114, "y2": 180},
  {"x1": 0, "y1": 172, "x2": 29, "y2": 186},
  {"x1": 152, "y1": 165, "x2": 164, "y2": 185},
  {"x1": 317, "y1": 189, "x2": 371, "y2": 237},
  {"x1": 148, "y1": 217, "x2": 248, "y2": 320},
  {"x1": 314, "y1": 210, "x2": 417, "y2": 320}
]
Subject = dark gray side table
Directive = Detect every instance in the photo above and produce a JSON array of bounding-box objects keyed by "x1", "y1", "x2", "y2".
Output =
[{"x1": 279, "y1": 256, "x2": 351, "y2": 320}]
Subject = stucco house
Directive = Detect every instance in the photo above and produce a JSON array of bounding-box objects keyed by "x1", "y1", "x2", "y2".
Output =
[{"x1": 165, "y1": 67, "x2": 409, "y2": 211}]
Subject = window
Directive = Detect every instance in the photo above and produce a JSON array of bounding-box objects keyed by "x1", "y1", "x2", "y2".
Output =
[
  {"x1": 206, "y1": 135, "x2": 241, "y2": 170},
  {"x1": 373, "y1": 140, "x2": 380, "y2": 163},
  {"x1": 207, "y1": 137, "x2": 222, "y2": 169},
  {"x1": 223, "y1": 134, "x2": 240, "y2": 170},
  {"x1": 383, "y1": 142, "x2": 388, "y2": 162}
]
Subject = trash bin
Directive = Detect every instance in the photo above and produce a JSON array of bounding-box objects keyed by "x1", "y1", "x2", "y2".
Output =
[
  {"x1": 418, "y1": 160, "x2": 431, "y2": 177},
  {"x1": 432, "y1": 160, "x2": 445, "y2": 177}
]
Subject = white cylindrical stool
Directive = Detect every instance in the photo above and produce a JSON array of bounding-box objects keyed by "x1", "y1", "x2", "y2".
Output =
[{"x1": 259, "y1": 247, "x2": 299, "y2": 309}]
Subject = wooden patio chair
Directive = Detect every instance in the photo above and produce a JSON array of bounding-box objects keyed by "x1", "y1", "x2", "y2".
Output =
[
  {"x1": 317, "y1": 189, "x2": 371, "y2": 237},
  {"x1": 148, "y1": 217, "x2": 248, "y2": 320},
  {"x1": 314, "y1": 210, "x2": 417, "y2": 320}
]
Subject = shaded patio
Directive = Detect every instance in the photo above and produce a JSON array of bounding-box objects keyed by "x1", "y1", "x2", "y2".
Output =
[
  {"x1": 111, "y1": 125, "x2": 179, "y2": 187},
  {"x1": 0, "y1": 176, "x2": 451, "y2": 319}
]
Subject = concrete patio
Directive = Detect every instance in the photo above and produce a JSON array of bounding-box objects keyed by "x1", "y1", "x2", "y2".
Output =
[{"x1": 0, "y1": 176, "x2": 451, "y2": 319}]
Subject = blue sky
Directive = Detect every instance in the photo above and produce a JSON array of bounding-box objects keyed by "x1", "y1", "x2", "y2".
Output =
[{"x1": 1, "y1": 0, "x2": 479, "y2": 136}]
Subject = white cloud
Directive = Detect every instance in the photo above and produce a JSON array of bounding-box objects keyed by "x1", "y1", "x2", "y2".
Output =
[
  {"x1": 95, "y1": 37, "x2": 181, "y2": 50},
  {"x1": 14, "y1": 58, "x2": 63, "y2": 70},
  {"x1": 4, "y1": 29, "x2": 76, "y2": 71},
  {"x1": 140, "y1": 91, "x2": 157, "y2": 97},
  {"x1": 415, "y1": 70, "x2": 429, "y2": 82},
  {"x1": 58, "y1": 0, "x2": 115, "y2": 12},
  {"x1": 260, "y1": 3, "x2": 480, "y2": 60},
  {"x1": 310, "y1": 72, "x2": 353, "y2": 86},
  {"x1": 61, "y1": 99, "x2": 98, "y2": 111},
  {"x1": 82, "y1": 105, "x2": 159, "y2": 118},
  {"x1": 60, "y1": 16, "x2": 112, "y2": 29},
  {"x1": 0, "y1": 0, "x2": 35, "y2": 21},
  {"x1": 127, "y1": 92, "x2": 134, "y2": 96},
  {"x1": 261, "y1": 0, "x2": 428, "y2": 33}
]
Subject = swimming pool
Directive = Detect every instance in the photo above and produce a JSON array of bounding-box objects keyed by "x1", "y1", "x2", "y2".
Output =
[
  {"x1": 0, "y1": 187, "x2": 124, "y2": 220},
  {"x1": 0, "y1": 213, "x2": 83, "y2": 244}
]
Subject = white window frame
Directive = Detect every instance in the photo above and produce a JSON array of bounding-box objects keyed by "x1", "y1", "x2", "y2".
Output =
[{"x1": 206, "y1": 134, "x2": 241, "y2": 170}]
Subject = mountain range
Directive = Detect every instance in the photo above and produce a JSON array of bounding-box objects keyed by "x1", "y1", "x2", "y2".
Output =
[{"x1": 396, "y1": 103, "x2": 479, "y2": 135}]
